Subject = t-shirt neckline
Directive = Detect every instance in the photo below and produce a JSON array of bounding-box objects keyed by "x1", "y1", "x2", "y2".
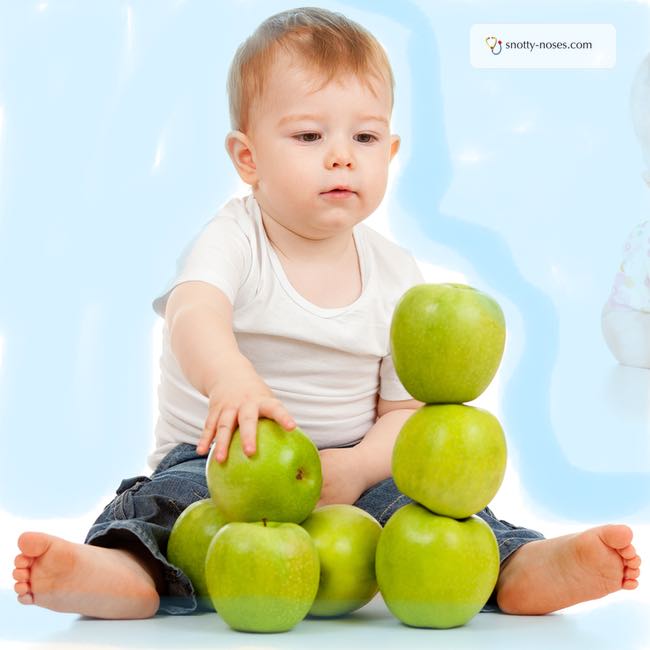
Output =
[{"x1": 248, "y1": 195, "x2": 368, "y2": 318}]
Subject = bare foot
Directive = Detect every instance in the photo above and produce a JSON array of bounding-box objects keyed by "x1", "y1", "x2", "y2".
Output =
[
  {"x1": 13, "y1": 532, "x2": 162, "y2": 619},
  {"x1": 495, "y1": 524, "x2": 642, "y2": 615}
]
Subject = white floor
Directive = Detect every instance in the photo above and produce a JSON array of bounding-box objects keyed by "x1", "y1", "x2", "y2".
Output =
[{"x1": 1, "y1": 588, "x2": 649, "y2": 650}]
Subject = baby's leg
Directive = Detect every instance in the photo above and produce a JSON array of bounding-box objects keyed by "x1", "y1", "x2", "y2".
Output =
[
  {"x1": 494, "y1": 525, "x2": 641, "y2": 615},
  {"x1": 13, "y1": 444, "x2": 208, "y2": 619},
  {"x1": 354, "y1": 479, "x2": 511, "y2": 613},
  {"x1": 13, "y1": 533, "x2": 163, "y2": 619},
  {"x1": 354, "y1": 480, "x2": 642, "y2": 614}
]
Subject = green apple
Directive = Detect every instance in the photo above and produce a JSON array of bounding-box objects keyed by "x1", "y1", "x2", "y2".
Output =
[
  {"x1": 390, "y1": 283, "x2": 506, "y2": 403},
  {"x1": 166, "y1": 498, "x2": 227, "y2": 609},
  {"x1": 206, "y1": 418, "x2": 322, "y2": 523},
  {"x1": 205, "y1": 520, "x2": 320, "y2": 633},
  {"x1": 393, "y1": 404, "x2": 507, "y2": 518},
  {"x1": 376, "y1": 502, "x2": 500, "y2": 629},
  {"x1": 301, "y1": 504, "x2": 382, "y2": 617}
]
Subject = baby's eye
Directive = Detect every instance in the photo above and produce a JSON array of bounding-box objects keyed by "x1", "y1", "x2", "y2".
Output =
[
  {"x1": 294, "y1": 132, "x2": 321, "y2": 143},
  {"x1": 355, "y1": 133, "x2": 378, "y2": 144}
]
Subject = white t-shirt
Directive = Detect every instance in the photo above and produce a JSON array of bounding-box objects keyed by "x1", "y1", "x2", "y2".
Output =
[{"x1": 148, "y1": 193, "x2": 424, "y2": 469}]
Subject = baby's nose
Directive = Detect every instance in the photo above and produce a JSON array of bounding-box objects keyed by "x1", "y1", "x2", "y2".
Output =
[{"x1": 325, "y1": 142, "x2": 355, "y2": 169}]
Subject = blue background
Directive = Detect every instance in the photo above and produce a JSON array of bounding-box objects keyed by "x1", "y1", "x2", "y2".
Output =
[{"x1": 0, "y1": 0, "x2": 648, "y2": 521}]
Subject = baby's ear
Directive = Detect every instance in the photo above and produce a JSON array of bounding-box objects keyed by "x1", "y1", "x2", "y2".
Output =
[
  {"x1": 225, "y1": 131, "x2": 257, "y2": 185},
  {"x1": 389, "y1": 135, "x2": 401, "y2": 161}
]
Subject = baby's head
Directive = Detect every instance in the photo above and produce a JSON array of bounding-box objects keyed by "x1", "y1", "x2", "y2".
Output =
[
  {"x1": 225, "y1": 7, "x2": 400, "y2": 239},
  {"x1": 227, "y1": 6, "x2": 394, "y2": 136}
]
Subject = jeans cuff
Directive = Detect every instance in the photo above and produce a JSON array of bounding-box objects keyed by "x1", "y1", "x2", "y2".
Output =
[{"x1": 85, "y1": 521, "x2": 198, "y2": 615}]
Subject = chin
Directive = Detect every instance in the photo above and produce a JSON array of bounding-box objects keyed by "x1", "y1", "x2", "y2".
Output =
[{"x1": 317, "y1": 214, "x2": 362, "y2": 233}]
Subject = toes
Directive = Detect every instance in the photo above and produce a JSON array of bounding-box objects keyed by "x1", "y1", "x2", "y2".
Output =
[
  {"x1": 13, "y1": 568, "x2": 30, "y2": 582},
  {"x1": 14, "y1": 581, "x2": 31, "y2": 596},
  {"x1": 625, "y1": 555, "x2": 641, "y2": 570},
  {"x1": 622, "y1": 578, "x2": 638, "y2": 590},
  {"x1": 624, "y1": 567, "x2": 640, "y2": 581},
  {"x1": 619, "y1": 544, "x2": 638, "y2": 561},
  {"x1": 17, "y1": 592, "x2": 34, "y2": 605},
  {"x1": 599, "y1": 524, "x2": 633, "y2": 551},
  {"x1": 18, "y1": 532, "x2": 53, "y2": 558},
  {"x1": 14, "y1": 554, "x2": 33, "y2": 569}
]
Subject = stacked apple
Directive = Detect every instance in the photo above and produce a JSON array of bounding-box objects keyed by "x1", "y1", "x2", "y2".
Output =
[
  {"x1": 377, "y1": 283, "x2": 508, "y2": 628},
  {"x1": 166, "y1": 419, "x2": 383, "y2": 632}
]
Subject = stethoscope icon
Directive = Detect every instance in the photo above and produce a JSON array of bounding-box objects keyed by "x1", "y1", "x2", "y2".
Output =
[{"x1": 485, "y1": 36, "x2": 502, "y2": 55}]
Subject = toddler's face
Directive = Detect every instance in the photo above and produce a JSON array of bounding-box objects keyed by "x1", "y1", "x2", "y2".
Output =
[{"x1": 240, "y1": 52, "x2": 399, "y2": 239}]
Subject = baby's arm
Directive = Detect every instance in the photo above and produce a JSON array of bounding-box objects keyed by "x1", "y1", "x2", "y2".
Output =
[
  {"x1": 317, "y1": 397, "x2": 422, "y2": 506},
  {"x1": 165, "y1": 280, "x2": 295, "y2": 461},
  {"x1": 355, "y1": 397, "x2": 423, "y2": 485}
]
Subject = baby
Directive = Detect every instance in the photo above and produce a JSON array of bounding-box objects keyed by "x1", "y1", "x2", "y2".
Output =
[
  {"x1": 602, "y1": 52, "x2": 650, "y2": 369},
  {"x1": 13, "y1": 7, "x2": 641, "y2": 620}
]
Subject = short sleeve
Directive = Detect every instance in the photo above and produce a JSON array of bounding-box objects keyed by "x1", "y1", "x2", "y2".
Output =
[
  {"x1": 152, "y1": 214, "x2": 252, "y2": 318},
  {"x1": 379, "y1": 352, "x2": 413, "y2": 400},
  {"x1": 378, "y1": 255, "x2": 426, "y2": 401}
]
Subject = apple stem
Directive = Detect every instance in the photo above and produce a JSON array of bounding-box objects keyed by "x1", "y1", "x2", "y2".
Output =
[{"x1": 262, "y1": 518, "x2": 267, "y2": 527}]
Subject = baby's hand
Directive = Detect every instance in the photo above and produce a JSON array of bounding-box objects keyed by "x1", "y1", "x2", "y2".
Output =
[{"x1": 197, "y1": 368, "x2": 295, "y2": 462}]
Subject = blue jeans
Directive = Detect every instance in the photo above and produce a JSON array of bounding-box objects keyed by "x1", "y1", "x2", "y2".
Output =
[{"x1": 85, "y1": 443, "x2": 545, "y2": 615}]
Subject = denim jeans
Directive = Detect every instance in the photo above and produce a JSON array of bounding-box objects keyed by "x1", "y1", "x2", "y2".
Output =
[{"x1": 85, "y1": 443, "x2": 545, "y2": 615}]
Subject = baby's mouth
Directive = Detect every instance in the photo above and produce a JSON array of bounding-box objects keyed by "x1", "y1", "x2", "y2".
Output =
[{"x1": 320, "y1": 187, "x2": 357, "y2": 198}]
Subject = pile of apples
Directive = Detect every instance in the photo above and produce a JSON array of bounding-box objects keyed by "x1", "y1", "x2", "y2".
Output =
[
  {"x1": 380, "y1": 283, "x2": 508, "y2": 628},
  {"x1": 167, "y1": 418, "x2": 382, "y2": 632},
  {"x1": 166, "y1": 282, "x2": 508, "y2": 632}
]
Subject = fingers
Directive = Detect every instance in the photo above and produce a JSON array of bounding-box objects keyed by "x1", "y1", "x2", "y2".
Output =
[
  {"x1": 201, "y1": 398, "x2": 297, "y2": 463},
  {"x1": 237, "y1": 402, "x2": 260, "y2": 457},
  {"x1": 259, "y1": 399, "x2": 296, "y2": 432},
  {"x1": 197, "y1": 406, "x2": 221, "y2": 455},
  {"x1": 213, "y1": 407, "x2": 238, "y2": 463}
]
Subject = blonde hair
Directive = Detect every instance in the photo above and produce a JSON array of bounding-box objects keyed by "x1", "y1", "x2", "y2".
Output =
[{"x1": 227, "y1": 6, "x2": 395, "y2": 133}]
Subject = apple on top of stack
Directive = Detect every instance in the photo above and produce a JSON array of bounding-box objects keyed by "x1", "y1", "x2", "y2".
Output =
[{"x1": 166, "y1": 282, "x2": 508, "y2": 633}]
